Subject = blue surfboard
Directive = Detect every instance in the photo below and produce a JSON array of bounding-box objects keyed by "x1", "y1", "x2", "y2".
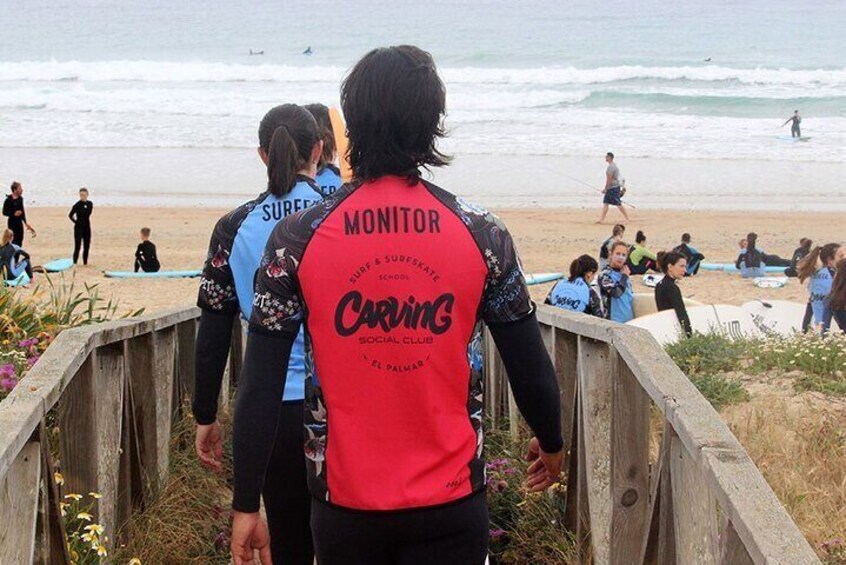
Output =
[
  {"x1": 699, "y1": 263, "x2": 785, "y2": 273},
  {"x1": 103, "y1": 270, "x2": 202, "y2": 279},
  {"x1": 525, "y1": 272, "x2": 564, "y2": 285},
  {"x1": 43, "y1": 258, "x2": 74, "y2": 272},
  {"x1": 3, "y1": 272, "x2": 30, "y2": 287}
]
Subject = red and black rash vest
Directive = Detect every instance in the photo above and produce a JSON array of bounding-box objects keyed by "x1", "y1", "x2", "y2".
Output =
[{"x1": 250, "y1": 176, "x2": 533, "y2": 511}]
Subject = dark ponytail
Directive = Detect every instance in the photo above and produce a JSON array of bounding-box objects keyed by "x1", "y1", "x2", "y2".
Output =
[
  {"x1": 796, "y1": 243, "x2": 840, "y2": 283},
  {"x1": 657, "y1": 251, "x2": 685, "y2": 274},
  {"x1": 635, "y1": 230, "x2": 646, "y2": 244},
  {"x1": 746, "y1": 232, "x2": 758, "y2": 251},
  {"x1": 568, "y1": 254, "x2": 599, "y2": 282},
  {"x1": 304, "y1": 103, "x2": 337, "y2": 168},
  {"x1": 258, "y1": 104, "x2": 320, "y2": 196}
]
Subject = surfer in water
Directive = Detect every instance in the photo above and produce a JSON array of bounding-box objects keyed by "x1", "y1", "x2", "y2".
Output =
[
  {"x1": 545, "y1": 254, "x2": 603, "y2": 317},
  {"x1": 654, "y1": 251, "x2": 691, "y2": 337},
  {"x1": 596, "y1": 152, "x2": 630, "y2": 224},
  {"x1": 303, "y1": 46, "x2": 313, "y2": 55},
  {"x1": 782, "y1": 110, "x2": 801, "y2": 138}
]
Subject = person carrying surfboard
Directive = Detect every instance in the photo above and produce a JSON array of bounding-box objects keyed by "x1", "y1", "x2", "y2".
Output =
[
  {"x1": 782, "y1": 110, "x2": 802, "y2": 138},
  {"x1": 599, "y1": 241, "x2": 635, "y2": 323},
  {"x1": 193, "y1": 104, "x2": 327, "y2": 564},
  {"x1": 596, "y1": 152, "x2": 630, "y2": 224},
  {"x1": 654, "y1": 251, "x2": 691, "y2": 337},
  {"x1": 545, "y1": 254, "x2": 603, "y2": 316},
  {"x1": 797, "y1": 242, "x2": 841, "y2": 334},
  {"x1": 304, "y1": 103, "x2": 342, "y2": 197},
  {"x1": 229, "y1": 45, "x2": 564, "y2": 565}
]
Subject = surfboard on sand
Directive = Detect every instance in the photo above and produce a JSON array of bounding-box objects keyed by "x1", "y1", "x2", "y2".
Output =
[
  {"x1": 2, "y1": 272, "x2": 30, "y2": 287},
  {"x1": 328, "y1": 107, "x2": 353, "y2": 183},
  {"x1": 699, "y1": 263, "x2": 785, "y2": 274},
  {"x1": 642, "y1": 273, "x2": 664, "y2": 287},
  {"x1": 741, "y1": 300, "x2": 806, "y2": 336},
  {"x1": 525, "y1": 272, "x2": 564, "y2": 286},
  {"x1": 627, "y1": 304, "x2": 762, "y2": 346},
  {"x1": 103, "y1": 270, "x2": 202, "y2": 279},
  {"x1": 43, "y1": 258, "x2": 74, "y2": 272},
  {"x1": 753, "y1": 276, "x2": 788, "y2": 288},
  {"x1": 632, "y1": 292, "x2": 703, "y2": 319}
]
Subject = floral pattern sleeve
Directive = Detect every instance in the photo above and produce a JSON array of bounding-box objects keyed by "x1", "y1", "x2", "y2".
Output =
[{"x1": 197, "y1": 213, "x2": 238, "y2": 314}]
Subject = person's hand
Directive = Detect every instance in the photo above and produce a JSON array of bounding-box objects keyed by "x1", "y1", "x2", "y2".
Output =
[
  {"x1": 524, "y1": 437, "x2": 564, "y2": 492},
  {"x1": 621, "y1": 264, "x2": 631, "y2": 276},
  {"x1": 196, "y1": 421, "x2": 224, "y2": 471},
  {"x1": 601, "y1": 188, "x2": 607, "y2": 194},
  {"x1": 231, "y1": 511, "x2": 272, "y2": 565},
  {"x1": 14, "y1": 210, "x2": 22, "y2": 217}
]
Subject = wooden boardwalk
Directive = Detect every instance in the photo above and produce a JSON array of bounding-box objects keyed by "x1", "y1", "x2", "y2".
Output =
[{"x1": 0, "y1": 305, "x2": 820, "y2": 563}]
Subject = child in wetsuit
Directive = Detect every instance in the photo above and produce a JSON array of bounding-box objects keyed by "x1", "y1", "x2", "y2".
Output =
[{"x1": 134, "y1": 227, "x2": 160, "y2": 273}]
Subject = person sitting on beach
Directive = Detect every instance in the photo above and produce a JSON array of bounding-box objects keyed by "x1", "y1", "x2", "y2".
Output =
[
  {"x1": 134, "y1": 227, "x2": 160, "y2": 273},
  {"x1": 829, "y1": 259, "x2": 846, "y2": 333},
  {"x1": 627, "y1": 230, "x2": 659, "y2": 274},
  {"x1": 545, "y1": 254, "x2": 603, "y2": 317},
  {"x1": 654, "y1": 251, "x2": 691, "y2": 337},
  {"x1": 596, "y1": 152, "x2": 630, "y2": 224},
  {"x1": 599, "y1": 241, "x2": 634, "y2": 323},
  {"x1": 735, "y1": 232, "x2": 766, "y2": 278},
  {"x1": 672, "y1": 232, "x2": 705, "y2": 276},
  {"x1": 785, "y1": 237, "x2": 813, "y2": 278},
  {"x1": 598, "y1": 223, "x2": 625, "y2": 270},
  {"x1": 797, "y1": 242, "x2": 841, "y2": 334},
  {"x1": 0, "y1": 228, "x2": 33, "y2": 281},
  {"x1": 304, "y1": 103, "x2": 342, "y2": 197}
]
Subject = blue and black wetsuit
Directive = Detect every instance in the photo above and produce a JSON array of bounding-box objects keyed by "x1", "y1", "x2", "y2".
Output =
[
  {"x1": 545, "y1": 277, "x2": 603, "y2": 317},
  {"x1": 193, "y1": 175, "x2": 325, "y2": 564},
  {"x1": 598, "y1": 266, "x2": 634, "y2": 323}
]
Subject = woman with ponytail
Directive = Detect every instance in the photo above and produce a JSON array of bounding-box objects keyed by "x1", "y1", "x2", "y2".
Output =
[
  {"x1": 797, "y1": 242, "x2": 842, "y2": 334},
  {"x1": 627, "y1": 230, "x2": 659, "y2": 274},
  {"x1": 194, "y1": 104, "x2": 325, "y2": 564},
  {"x1": 545, "y1": 254, "x2": 603, "y2": 316},
  {"x1": 654, "y1": 251, "x2": 691, "y2": 337},
  {"x1": 305, "y1": 103, "x2": 342, "y2": 196}
]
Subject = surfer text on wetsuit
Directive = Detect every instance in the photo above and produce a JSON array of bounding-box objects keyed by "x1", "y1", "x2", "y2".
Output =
[
  {"x1": 597, "y1": 152, "x2": 629, "y2": 224},
  {"x1": 545, "y1": 254, "x2": 603, "y2": 316},
  {"x1": 68, "y1": 188, "x2": 93, "y2": 265},
  {"x1": 229, "y1": 45, "x2": 564, "y2": 565},
  {"x1": 2, "y1": 182, "x2": 35, "y2": 246},
  {"x1": 830, "y1": 259, "x2": 846, "y2": 333},
  {"x1": 797, "y1": 243, "x2": 842, "y2": 334},
  {"x1": 628, "y1": 230, "x2": 659, "y2": 274},
  {"x1": 194, "y1": 104, "x2": 325, "y2": 565},
  {"x1": 782, "y1": 110, "x2": 801, "y2": 138},
  {"x1": 599, "y1": 241, "x2": 635, "y2": 323},
  {"x1": 655, "y1": 251, "x2": 691, "y2": 337},
  {"x1": 134, "y1": 227, "x2": 160, "y2": 273},
  {"x1": 305, "y1": 103, "x2": 342, "y2": 197}
]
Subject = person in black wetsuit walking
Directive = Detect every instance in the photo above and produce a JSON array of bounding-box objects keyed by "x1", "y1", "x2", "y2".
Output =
[
  {"x1": 3, "y1": 182, "x2": 36, "y2": 246},
  {"x1": 655, "y1": 251, "x2": 692, "y2": 337},
  {"x1": 68, "y1": 187, "x2": 93, "y2": 265}
]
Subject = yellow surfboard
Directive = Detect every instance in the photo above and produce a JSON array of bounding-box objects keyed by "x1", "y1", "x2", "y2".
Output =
[{"x1": 328, "y1": 107, "x2": 353, "y2": 183}]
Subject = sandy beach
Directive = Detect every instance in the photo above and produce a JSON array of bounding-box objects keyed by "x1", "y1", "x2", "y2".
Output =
[{"x1": 12, "y1": 205, "x2": 842, "y2": 314}]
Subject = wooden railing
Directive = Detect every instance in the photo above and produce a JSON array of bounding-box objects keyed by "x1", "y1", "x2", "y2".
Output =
[
  {"x1": 0, "y1": 304, "x2": 821, "y2": 563},
  {"x1": 485, "y1": 304, "x2": 820, "y2": 564},
  {"x1": 0, "y1": 307, "x2": 244, "y2": 564}
]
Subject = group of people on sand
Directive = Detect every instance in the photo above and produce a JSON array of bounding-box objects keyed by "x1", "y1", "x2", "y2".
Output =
[
  {"x1": 546, "y1": 223, "x2": 846, "y2": 337},
  {"x1": 190, "y1": 46, "x2": 564, "y2": 565},
  {"x1": 1, "y1": 182, "x2": 163, "y2": 283}
]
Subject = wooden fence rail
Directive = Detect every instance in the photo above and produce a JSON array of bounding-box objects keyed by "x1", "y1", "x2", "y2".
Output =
[
  {"x1": 0, "y1": 303, "x2": 820, "y2": 563},
  {"x1": 0, "y1": 307, "x2": 243, "y2": 564},
  {"x1": 485, "y1": 305, "x2": 820, "y2": 564}
]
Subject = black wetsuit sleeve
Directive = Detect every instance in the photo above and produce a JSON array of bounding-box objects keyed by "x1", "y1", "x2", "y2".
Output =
[
  {"x1": 599, "y1": 270, "x2": 628, "y2": 298},
  {"x1": 232, "y1": 329, "x2": 293, "y2": 513},
  {"x1": 586, "y1": 287, "x2": 604, "y2": 317},
  {"x1": 192, "y1": 309, "x2": 237, "y2": 425},
  {"x1": 69, "y1": 203, "x2": 78, "y2": 223},
  {"x1": 489, "y1": 312, "x2": 563, "y2": 453},
  {"x1": 2, "y1": 197, "x2": 10, "y2": 218},
  {"x1": 663, "y1": 282, "x2": 691, "y2": 337}
]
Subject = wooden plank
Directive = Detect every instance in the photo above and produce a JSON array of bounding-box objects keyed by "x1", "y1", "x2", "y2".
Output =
[
  {"x1": 58, "y1": 352, "x2": 98, "y2": 498},
  {"x1": 37, "y1": 424, "x2": 71, "y2": 565},
  {"x1": 126, "y1": 332, "x2": 160, "y2": 491},
  {"x1": 153, "y1": 328, "x2": 177, "y2": 482},
  {"x1": 641, "y1": 424, "x2": 676, "y2": 565},
  {"x1": 536, "y1": 304, "x2": 617, "y2": 343},
  {"x1": 670, "y1": 431, "x2": 720, "y2": 564},
  {"x1": 721, "y1": 518, "x2": 755, "y2": 565},
  {"x1": 94, "y1": 343, "x2": 125, "y2": 543},
  {"x1": 176, "y1": 319, "x2": 197, "y2": 399},
  {"x1": 578, "y1": 337, "x2": 614, "y2": 565},
  {"x1": 554, "y1": 329, "x2": 578, "y2": 458},
  {"x1": 563, "y1": 374, "x2": 590, "y2": 557},
  {"x1": 0, "y1": 442, "x2": 41, "y2": 564},
  {"x1": 610, "y1": 357, "x2": 650, "y2": 565}
]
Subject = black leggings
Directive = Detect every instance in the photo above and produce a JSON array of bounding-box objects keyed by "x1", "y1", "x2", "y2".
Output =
[
  {"x1": 262, "y1": 401, "x2": 313, "y2": 564},
  {"x1": 311, "y1": 490, "x2": 489, "y2": 565},
  {"x1": 10, "y1": 224, "x2": 23, "y2": 246},
  {"x1": 73, "y1": 224, "x2": 91, "y2": 264}
]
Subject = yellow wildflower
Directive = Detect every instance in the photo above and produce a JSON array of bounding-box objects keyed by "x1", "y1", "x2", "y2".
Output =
[
  {"x1": 84, "y1": 523, "x2": 105, "y2": 536},
  {"x1": 59, "y1": 502, "x2": 68, "y2": 517},
  {"x1": 88, "y1": 492, "x2": 102, "y2": 499},
  {"x1": 81, "y1": 532, "x2": 97, "y2": 544},
  {"x1": 76, "y1": 512, "x2": 93, "y2": 522},
  {"x1": 97, "y1": 545, "x2": 108, "y2": 557},
  {"x1": 53, "y1": 471, "x2": 64, "y2": 486},
  {"x1": 128, "y1": 559, "x2": 142, "y2": 565},
  {"x1": 64, "y1": 493, "x2": 82, "y2": 501}
]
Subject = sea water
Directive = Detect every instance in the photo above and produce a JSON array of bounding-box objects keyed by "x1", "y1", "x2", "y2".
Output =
[{"x1": 0, "y1": 0, "x2": 844, "y2": 209}]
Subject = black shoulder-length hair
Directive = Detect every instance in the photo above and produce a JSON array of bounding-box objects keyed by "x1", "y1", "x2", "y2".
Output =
[{"x1": 341, "y1": 45, "x2": 450, "y2": 182}]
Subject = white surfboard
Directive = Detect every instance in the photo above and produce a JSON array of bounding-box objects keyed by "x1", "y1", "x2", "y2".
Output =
[
  {"x1": 627, "y1": 304, "x2": 762, "y2": 346},
  {"x1": 642, "y1": 273, "x2": 664, "y2": 287},
  {"x1": 741, "y1": 300, "x2": 806, "y2": 336},
  {"x1": 753, "y1": 276, "x2": 788, "y2": 288},
  {"x1": 632, "y1": 292, "x2": 703, "y2": 319}
]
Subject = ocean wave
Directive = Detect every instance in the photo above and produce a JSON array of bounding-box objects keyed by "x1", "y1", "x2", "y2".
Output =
[{"x1": 1, "y1": 60, "x2": 845, "y2": 88}]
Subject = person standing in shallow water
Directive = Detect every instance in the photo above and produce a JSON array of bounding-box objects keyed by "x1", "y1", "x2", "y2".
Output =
[
  {"x1": 782, "y1": 110, "x2": 802, "y2": 138},
  {"x1": 597, "y1": 152, "x2": 629, "y2": 224},
  {"x1": 68, "y1": 187, "x2": 93, "y2": 265}
]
